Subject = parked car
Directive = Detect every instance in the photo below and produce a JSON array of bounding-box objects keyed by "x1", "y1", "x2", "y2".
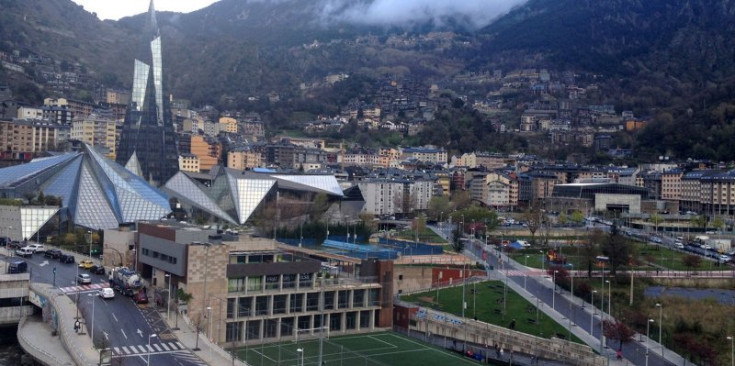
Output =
[
  {"x1": 7, "y1": 260, "x2": 27, "y2": 274},
  {"x1": 59, "y1": 254, "x2": 75, "y2": 264},
  {"x1": 77, "y1": 273, "x2": 92, "y2": 285},
  {"x1": 133, "y1": 289, "x2": 149, "y2": 304},
  {"x1": 15, "y1": 247, "x2": 33, "y2": 257},
  {"x1": 8, "y1": 241, "x2": 22, "y2": 249},
  {"x1": 0, "y1": 237, "x2": 11, "y2": 246},
  {"x1": 27, "y1": 244, "x2": 44, "y2": 253},
  {"x1": 44, "y1": 249, "x2": 62, "y2": 258},
  {"x1": 98, "y1": 287, "x2": 115, "y2": 299},
  {"x1": 89, "y1": 265, "x2": 105, "y2": 275},
  {"x1": 78, "y1": 260, "x2": 94, "y2": 269}
]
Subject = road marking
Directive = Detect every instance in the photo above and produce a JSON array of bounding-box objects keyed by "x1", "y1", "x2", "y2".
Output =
[
  {"x1": 137, "y1": 329, "x2": 143, "y2": 337},
  {"x1": 113, "y1": 347, "x2": 120, "y2": 354},
  {"x1": 176, "y1": 341, "x2": 184, "y2": 349},
  {"x1": 40, "y1": 260, "x2": 49, "y2": 267},
  {"x1": 153, "y1": 344, "x2": 162, "y2": 352},
  {"x1": 121, "y1": 346, "x2": 130, "y2": 354},
  {"x1": 103, "y1": 331, "x2": 109, "y2": 340},
  {"x1": 161, "y1": 343, "x2": 170, "y2": 351},
  {"x1": 112, "y1": 314, "x2": 118, "y2": 322},
  {"x1": 121, "y1": 329, "x2": 127, "y2": 340}
]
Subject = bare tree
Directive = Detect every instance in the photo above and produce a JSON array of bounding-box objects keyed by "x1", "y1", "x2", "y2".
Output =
[{"x1": 523, "y1": 204, "x2": 544, "y2": 245}]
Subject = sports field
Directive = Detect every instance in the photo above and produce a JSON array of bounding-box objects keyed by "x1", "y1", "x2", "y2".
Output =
[{"x1": 237, "y1": 331, "x2": 480, "y2": 366}]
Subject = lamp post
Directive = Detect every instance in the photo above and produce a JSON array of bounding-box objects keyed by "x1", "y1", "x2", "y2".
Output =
[
  {"x1": 165, "y1": 273, "x2": 171, "y2": 321},
  {"x1": 656, "y1": 303, "x2": 663, "y2": 356},
  {"x1": 297, "y1": 348, "x2": 304, "y2": 366},
  {"x1": 540, "y1": 250, "x2": 545, "y2": 272},
  {"x1": 87, "y1": 293, "x2": 96, "y2": 347},
  {"x1": 646, "y1": 318, "x2": 654, "y2": 343},
  {"x1": 727, "y1": 335, "x2": 734, "y2": 366},
  {"x1": 552, "y1": 270, "x2": 558, "y2": 310},
  {"x1": 87, "y1": 230, "x2": 92, "y2": 258},
  {"x1": 605, "y1": 280, "x2": 611, "y2": 318},
  {"x1": 590, "y1": 290, "x2": 596, "y2": 335},
  {"x1": 147, "y1": 334, "x2": 157, "y2": 365},
  {"x1": 524, "y1": 255, "x2": 529, "y2": 289}
]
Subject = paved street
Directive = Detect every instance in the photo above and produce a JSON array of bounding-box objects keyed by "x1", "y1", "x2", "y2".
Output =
[{"x1": 11, "y1": 249, "x2": 207, "y2": 366}]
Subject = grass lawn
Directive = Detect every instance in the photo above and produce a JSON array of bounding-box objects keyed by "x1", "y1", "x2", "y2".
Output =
[
  {"x1": 396, "y1": 229, "x2": 447, "y2": 244},
  {"x1": 401, "y1": 281, "x2": 583, "y2": 343},
  {"x1": 508, "y1": 243, "x2": 730, "y2": 272},
  {"x1": 236, "y1": 331, "x2": 480, "y2": 366}
]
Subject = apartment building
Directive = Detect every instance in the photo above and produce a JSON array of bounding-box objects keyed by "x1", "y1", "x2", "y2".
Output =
[
  {"x1": 228, "y1": 147, "x2": 263, "y2": 170},
  {"x1": 0, "y1": 119, "x2": 69, "y2": 154},
  {"x1": 71, "y1": 115, "x2": 117, "y2": 158},
  {"x1": 178, "y1": 153, "x2": 200, "y2": 173}
]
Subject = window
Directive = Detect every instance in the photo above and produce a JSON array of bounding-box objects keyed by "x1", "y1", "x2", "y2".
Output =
[
  {"x1": 247, "y1": 276, "x2": 262, "y2": 291},
  {"x1": 238, "y1": 297, "x2": 252, "y2": 317},
  {"x1": 226, "y1": 298, "x2": 236, "y2": 318},
  {"x1": 290, "y1": 293, "x2": 304, "y2": 313}
]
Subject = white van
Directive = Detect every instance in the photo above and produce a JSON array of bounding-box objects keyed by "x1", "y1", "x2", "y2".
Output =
[{"x1": 15, "y1": 247, "x2": 33, "y2": 257}]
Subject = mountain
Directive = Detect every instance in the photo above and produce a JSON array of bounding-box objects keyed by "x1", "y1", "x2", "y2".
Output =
[
  {"x1": 472, "y1": 0, "x2": 735, "y2": 161},
  {"x1": 476, "y1": 0, "x2": 735, "y2": 83}
]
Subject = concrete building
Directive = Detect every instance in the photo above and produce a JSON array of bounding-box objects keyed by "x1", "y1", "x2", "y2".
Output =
[
  {"x1": 219, "y1": 117, "x2": 238, "y2": 133},
  {"x1": 0, "y1": 119, "x2": 69, "y2": 155},
  {"x1": 136, "y1": 221, "x2": 392, "y2": 347},
  {"x1": 227, "y1": 147, "x2": 263, "y2": 170},
  {"x1": 71, "y1": 115, "x2": 117, "y2": 159},
  {"x1": 178, "y1": 153, "x2": 200, "y2": 173}
]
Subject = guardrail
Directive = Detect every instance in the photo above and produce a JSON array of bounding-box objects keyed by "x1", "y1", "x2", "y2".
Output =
[
  {"x1": 17, "y1": 314, "x2": 74, "y2": 366},
  {"x1": 29, "y1": 282, "x2": 98, "y2": 366}
]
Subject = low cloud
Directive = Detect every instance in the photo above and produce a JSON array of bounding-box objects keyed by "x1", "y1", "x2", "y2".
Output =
[{"x1": 320, "y1": 0, "x2": 528, "y2": 29}]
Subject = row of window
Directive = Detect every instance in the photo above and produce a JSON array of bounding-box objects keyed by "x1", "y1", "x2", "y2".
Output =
[
  {"x1": 225, "y1": 289, "x2": 380, "y2": 319},
  {"x1": 228, "y1": 273, "x2": 313, "y2": 292},
  {"x1": 141, "y1": 248, "x2": 177, "y2": 264},
  {"x1": 224, "y1": 310, "x2": 375, "y2": 342}
]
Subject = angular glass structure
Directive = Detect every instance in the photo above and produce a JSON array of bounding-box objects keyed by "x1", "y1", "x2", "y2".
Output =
[
  {"x1": 116, "y1": 0, "x2": 179, "y2": 186},
  {"x1": 163, "y1": 170, "x2": 344, "y2": 225},
  {"x1": 0, "y1": 144, "x2": 171, "y2": 236}
]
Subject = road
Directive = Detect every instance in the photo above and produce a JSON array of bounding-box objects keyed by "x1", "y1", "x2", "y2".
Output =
[
  {"x1": 471, "y1": 241, "x2": 680, "y2": 366},
  {"x1": 17, "y1": 250, "x2": 206, "y2": 366}
]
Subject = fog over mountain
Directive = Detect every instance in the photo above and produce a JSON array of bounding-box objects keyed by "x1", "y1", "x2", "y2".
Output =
[{"x1": 319, "y1": 0, "x2": 528, "y2": 29}]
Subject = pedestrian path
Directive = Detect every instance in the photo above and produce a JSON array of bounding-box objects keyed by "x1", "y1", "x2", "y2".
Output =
[
  {"x1": 59, "y1": 282, "x2": 108, "y2": 294},
  {"x1": 111, "y1": 340, "x2": 186, "y2": 356}
]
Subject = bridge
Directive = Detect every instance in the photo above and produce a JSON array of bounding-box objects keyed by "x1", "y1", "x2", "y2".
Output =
[{"x1": 0, "y1": 273, "x2": 33, "y2": 325}]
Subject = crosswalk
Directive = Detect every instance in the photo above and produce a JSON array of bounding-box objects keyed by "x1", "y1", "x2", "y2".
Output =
[
  {"x1": 59, "y1": 282, "x2": 107, "y2": 294},
  {"x1": 111, "y1": 341, "x2": 187, "y2": 357}
]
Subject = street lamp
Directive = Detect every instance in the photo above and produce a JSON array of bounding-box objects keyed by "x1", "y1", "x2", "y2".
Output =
[
  {"x1": 590, "y1": 290, "x2": 597, "y2": 335},
  {"x1": 297, "y1": 348, "x2": 304, "y2": 366},
  {"x1": 727, "y1": 335, "x2": 734, "y2": 366},
  {"x1": 656, "y1": 303, "x2": 663, "y2": 356},
  {"x1": 540, "y1": 250, "x2": 545, "y2": 271},
  {"x1": 147, "y1": 334, "x2": 157, "y2": 365},
  {"x1": 165, "y1": 274, "x2": 172, "y2": 321},
  {"x1": 552, "y1": 270, "x2": 558, "y2": 310},
  {"x1": 87, "y1": 230, "x2": 92, "y2": 258},
  {"x1": 605, "y1": 280, "x2": 611, "y2": 317},
  {"x1": 524, "y1": 255, "x2": 529, "y2": 289},
  {"x1": 87, "y1": 293, "x2": 96, "y2": 347},
  {"x1": 646, "y1": 318, "x2": 654, "y2": 343}
]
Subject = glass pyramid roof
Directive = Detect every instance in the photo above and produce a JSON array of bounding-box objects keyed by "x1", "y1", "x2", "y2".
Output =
[
  {"x1": 163, "y1": 172, "x2": 236, "y2": 224},
  {"x1": 0, "y1": 144, "x2": 171, "y2": 231},
  {"x1": 271, "y1": 175, "x2": 344, "y2": 196}
]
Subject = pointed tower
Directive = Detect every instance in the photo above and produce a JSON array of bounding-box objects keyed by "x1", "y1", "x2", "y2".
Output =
[{"x1": 116, "y1": 0, "x2": 179, "y2": 186}]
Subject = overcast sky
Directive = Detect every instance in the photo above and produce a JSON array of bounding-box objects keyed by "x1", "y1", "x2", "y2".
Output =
[{"x1": 71, "y1": 0, "x2": 220, "y2": 20}]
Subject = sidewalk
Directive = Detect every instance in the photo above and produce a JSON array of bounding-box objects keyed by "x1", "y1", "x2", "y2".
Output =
[
  {"x1": 464, "y1": 246, "x2": 625, "y2": 365},
  {"x1": 161, "y1": 307, "x2": 248, "y2": 366},
  {"x1": 482, "y1": 244, "x2": 688, "y2": 366}
]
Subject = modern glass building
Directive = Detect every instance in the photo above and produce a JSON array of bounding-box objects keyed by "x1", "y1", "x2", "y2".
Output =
[
  {"x1": 0, "y1": 144, "x2": 171, "y2": 239},
  {"x1": 116, "y1": 0, "x2": 179, "y2": 186},
  {"x1": 163, "y1": 169, "x2": 345, "y2": 225}
]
